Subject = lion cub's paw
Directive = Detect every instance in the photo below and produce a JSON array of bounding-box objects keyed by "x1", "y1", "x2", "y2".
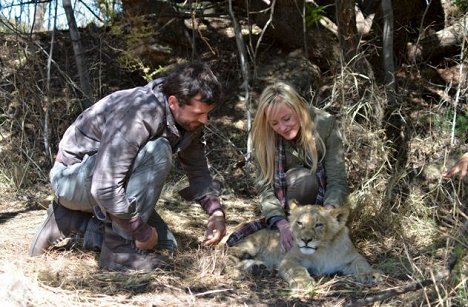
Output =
[
  {"x1": 355, "y1": 270, "x2": 383, "y2": 284},
  {"x1": 240, "y1": 259, "x2": 272, "y2": 277},
  {"x1": 250, "y1": 263, "x2": 269, "y2": 277},
  {"x1": 228, "y1": 259, "x2": 272, "y2": 279}
]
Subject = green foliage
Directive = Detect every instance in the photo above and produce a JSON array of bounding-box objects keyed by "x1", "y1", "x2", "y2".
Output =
[
  {"x1": 109, "y1": 16, "x2": 154, "y2": 48},
  {"x1": 132, "y1": 60, "x2": 165, "y2": 82},
  {"x1": 97, "y1": 0, "x2": 121, "y2": 22},
  {"x1": 456, "y1": 109, "x2": 468, "y2": 131},
  {"x1": 450, "y1": 109, "x2": 468, "y2": 140},
  {"x1": 452, "y1": 0, "x2": 468, "y2": 13},
  {"x1": 431, "y1": 107, "x2": 468, "y2": 141},
  {"x1": 305, "y1": 3, "x2": 326, "y2": 26}
]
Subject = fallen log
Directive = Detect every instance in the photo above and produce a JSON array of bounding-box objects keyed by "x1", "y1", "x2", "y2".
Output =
[{"x1": 407, "y1": 14, "x2": 468, "y2": 63}]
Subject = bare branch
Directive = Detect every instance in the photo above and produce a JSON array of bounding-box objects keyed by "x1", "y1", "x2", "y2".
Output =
[
  {"x1": 63, "y1": 0, "x2": 93, "y2": 109},
  {"x1": 228, "y1": 0, "x2": 252, "y2": 160}
]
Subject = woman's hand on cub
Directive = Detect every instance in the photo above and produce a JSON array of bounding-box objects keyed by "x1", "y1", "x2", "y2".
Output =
[{"x1": 276, "y1": 219, "x2": 295, "y2": 252}]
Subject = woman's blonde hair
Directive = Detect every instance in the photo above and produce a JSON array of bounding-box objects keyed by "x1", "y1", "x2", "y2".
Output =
[{"x1": 251, "y1": 82, "x2": 324, "y2": 186}]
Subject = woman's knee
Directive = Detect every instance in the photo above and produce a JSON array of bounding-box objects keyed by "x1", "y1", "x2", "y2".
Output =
[{"x1": 286, "y1": 167, "x2": 318, "y2": 205}]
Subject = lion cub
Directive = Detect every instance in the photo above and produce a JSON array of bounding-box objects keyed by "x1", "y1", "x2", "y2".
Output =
[{"x1": 228, "y1": 202, "x2": 382, "y2": 288}]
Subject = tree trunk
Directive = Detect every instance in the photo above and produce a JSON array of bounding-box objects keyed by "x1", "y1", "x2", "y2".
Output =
[
  {"x1": 381, "y1": 0, "x2": 395, "y2": 91},
  {"x1": 336, "y1": 0, "x2": 359, "y2": 64},
  {"x1": 335, "y1": 0, "x2": 374, "y2": 76},
  {"x1": 63, "y1": 0, "x2": 92, "y2": 109}
]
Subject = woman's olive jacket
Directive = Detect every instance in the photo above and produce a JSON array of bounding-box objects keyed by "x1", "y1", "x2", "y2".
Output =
[{"x1": 259, "y1": 106, "x2": 348, "y2": 221}]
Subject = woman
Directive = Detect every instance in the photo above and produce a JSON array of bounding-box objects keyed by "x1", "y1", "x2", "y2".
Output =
[{"x1": 251, "y1": 82, "x2": 348, "y2": 251}]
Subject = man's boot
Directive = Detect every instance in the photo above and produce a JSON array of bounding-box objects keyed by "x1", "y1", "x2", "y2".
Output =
[
  {"x1": 99, "y1": 225, "x2": 170, "y2": 271},
  {"x1": 29, "y1": 201, "x2": 92, "y2": 256},
  {"x1": 147, "y1": 209, "x2": 178, "y2": 252}
]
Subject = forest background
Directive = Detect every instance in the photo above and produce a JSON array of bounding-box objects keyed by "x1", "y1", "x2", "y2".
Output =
[{"x1": 0, "y1": 0, "x2": 467, "y2": 306}]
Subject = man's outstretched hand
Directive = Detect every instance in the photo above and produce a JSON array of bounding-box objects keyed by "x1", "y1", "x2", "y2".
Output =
[{"x1": 203, "y1": 210, "x2": 226, "y2": 246}]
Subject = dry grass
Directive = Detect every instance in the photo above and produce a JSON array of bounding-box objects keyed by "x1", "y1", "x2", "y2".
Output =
[{"x1": 1, "y1": 129, "x2": 465, "y2": 307}]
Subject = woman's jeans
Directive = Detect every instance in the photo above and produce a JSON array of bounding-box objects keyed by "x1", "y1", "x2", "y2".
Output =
[{"x1": 49, "y1": 138, "x2": 172, "y2": 241}]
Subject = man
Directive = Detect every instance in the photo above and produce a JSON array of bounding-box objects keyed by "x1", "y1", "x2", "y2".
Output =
[{"x1": 29, "y1": 62, "x2": 226, "y2": 271}]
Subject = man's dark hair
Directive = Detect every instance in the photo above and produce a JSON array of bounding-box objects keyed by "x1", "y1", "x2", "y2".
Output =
[{"x1": 161, "y1": 62, "x2": 222, "y2": 106}]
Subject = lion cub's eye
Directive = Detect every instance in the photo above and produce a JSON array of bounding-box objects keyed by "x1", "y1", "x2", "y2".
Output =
[
  {"x1": 296, "y1": 221, "x2": 304, "y2": 228},
  {"x1": 315, "y1": 222, "x2": 324, "y2": 229}
]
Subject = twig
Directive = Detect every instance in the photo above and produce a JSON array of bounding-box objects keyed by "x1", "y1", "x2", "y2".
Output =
[
  {"x1": 33, "y1": 42, "x2": 86, "y2": 96},
  {"x1": 193, "y1": 288, "x2": 233, "y2": 297},
  {"x1": 253, "y1": 0, "x2": 276, "y2": 69},
  {"x1": 293, "y1": 0, "x2": 309, "y2": 57},
  {"x1": 381, "y1": 0, "x2": 396, "y2": 106},
  {"x1": 205, "y1": 124, "x2": 245, "y2": 157},
  {"x1": 44, "y1": 0, "x2": 58, "y2": 166},
  {"x1": 190, "y1": 5, "x2": 197, "y2": 60},
  {"x1": 411, "y1": 0, "x2": 432, "y2": 66},
  {"x1": 450, "y1": 27, "x2": 466, "y2": 146},
  {"x1": 21, "y1": 147, "x2": 48, "y2": 182},
  {"x1": 78, "y1": 0, "x2": 104, "y2": 23},
  {"x1": 163, "y1": 284, "x2": 185, "y2": 292}
]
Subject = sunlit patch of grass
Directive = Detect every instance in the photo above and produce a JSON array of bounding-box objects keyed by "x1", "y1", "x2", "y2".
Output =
[
  {"x1": 402, "y1": 214, "x2": 438, "y2": 247},
  {"x1": 400, "y1": 187, "x2": 438, "y2": 248}
]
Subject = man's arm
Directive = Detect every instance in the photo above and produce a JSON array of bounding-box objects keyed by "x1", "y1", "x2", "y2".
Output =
[{"x1": 178, "y1": 130, "x2": 226, "y2": 245}]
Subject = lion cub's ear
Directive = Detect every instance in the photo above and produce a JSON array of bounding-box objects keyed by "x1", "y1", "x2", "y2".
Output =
[
  {"x1": 329, "y1": 207, "x2": 350, "y2": 225},
  {"x1": 289, "y1": 199, "x2": 300, "y2": 210}
]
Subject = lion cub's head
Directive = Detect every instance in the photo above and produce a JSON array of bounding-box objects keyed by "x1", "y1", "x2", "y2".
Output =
[{"x1": 288, "y1": 201, "x2": 349, "y2": 255}]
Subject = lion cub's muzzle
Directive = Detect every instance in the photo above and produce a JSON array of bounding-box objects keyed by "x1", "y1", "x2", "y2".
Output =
[{"x1": 297, "y1": 238, "x2": 319, "y2": 255}]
